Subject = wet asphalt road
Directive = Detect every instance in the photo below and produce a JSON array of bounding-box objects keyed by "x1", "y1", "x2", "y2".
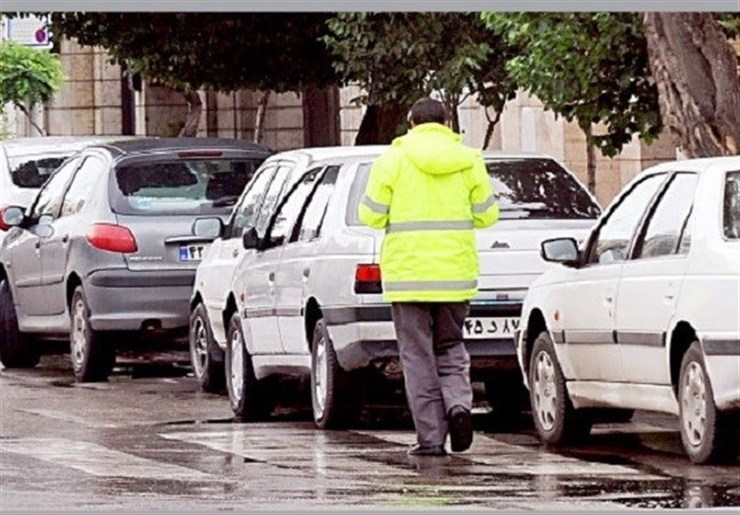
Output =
[{"x1": 1, "y1": 353, "x2": 739, "y2": 512}]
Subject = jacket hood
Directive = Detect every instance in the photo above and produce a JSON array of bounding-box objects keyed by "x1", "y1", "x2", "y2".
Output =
[{"x1": 393, "y1": 123, "x2": 475, "y2": 176}]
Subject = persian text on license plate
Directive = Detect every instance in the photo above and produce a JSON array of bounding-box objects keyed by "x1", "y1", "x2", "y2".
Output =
[
  {"x1": 463, "y1": 317, "x2": 519, "y2": 340},
  {"x1": 179, "y1": 244, "x2": 207, "y2": 262}
]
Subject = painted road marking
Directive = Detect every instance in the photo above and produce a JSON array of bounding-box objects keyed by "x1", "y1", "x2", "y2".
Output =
[{"x1": 0, "y1": 438, "x2": 211, "y2": 480}]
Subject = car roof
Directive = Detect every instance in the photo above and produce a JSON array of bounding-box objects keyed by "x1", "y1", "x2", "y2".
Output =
[
  {"x1": 641, "y1": 156, "x2": 740, "y2": 175},
  {"x1": 93, "y1": 137, "x2": 272, "y2": 158},
  {"x1": 0, "y1": 136, "x2": 140, "y2": 158},
  {"x1": 266, "y1": 146, "x2": 554, "y2": 164}
]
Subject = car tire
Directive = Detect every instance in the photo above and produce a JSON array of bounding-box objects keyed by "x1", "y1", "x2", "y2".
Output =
[
  {"x1": 311, "y1": 318, "x2": 359, "y2": 429},
  {"x1": 485, "y1": 369, "x2": 530, "y2": 419},
  {"x1": 678, "y1": 341, "x2": 737, "y2": 464},
  {"x1": 0, "y1": 278, "x2": 40, "y2": 368},
  {"x1": 69, "y1": 286, "x2": 116, "y2": 382},
  {"x1": 225, "y1": 313, "x2": 269, "y2": 422},
  {"x1": 189, "y1": 303, "x2": 225, "y2": 393},
  {"x1": 529, "y1": 331, "x2": 591, "y2": 445}
]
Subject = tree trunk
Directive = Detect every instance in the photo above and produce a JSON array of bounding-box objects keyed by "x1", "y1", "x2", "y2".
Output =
[
  {"x1": 643, "y1": 13, "x2": 740, "y2": 157},
  {"x1": 482, "y1": 107, "x2": 503, "y2": 150},
  {"x1": 16, "y1": 103, "x2": 46, "y2": 136},
  {"x1": 584, "y1": 125, "x2": 597, "y2": 195},
  {"x1": 253, "y1": 90, "x2": 271, "y2": 145},
  {"x1": 178, "y1": 89, "x2": 202, "y2": 137},
  {"x1": 354, "y1": 104, "x2": 407, "y2": 145}
]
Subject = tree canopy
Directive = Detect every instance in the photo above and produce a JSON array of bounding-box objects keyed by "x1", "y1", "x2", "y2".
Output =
[
  {"x1": 482, "y1": 12, "x2": 663, "y2": 192},
  {"x1": 0, "y1": 40, "x2": 64, "y2": 135},
  {"x1": 324, "y1": 12, "x2": 518, "y2": 145},
  {"x1": 49, "y1": 13, "x2": 337, "y2": 93}
]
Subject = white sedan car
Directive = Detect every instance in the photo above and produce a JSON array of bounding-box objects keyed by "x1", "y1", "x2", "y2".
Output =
[
  {"x1": 190, "y1": 147, "x2": 600, "y2": 427},
  {"x1": 517, "y1": 156, "x2": 740, "y2": 464}
]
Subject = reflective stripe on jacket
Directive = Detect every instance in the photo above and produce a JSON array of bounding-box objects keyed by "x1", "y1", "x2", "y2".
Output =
[{"x1": 358, "y1": 123, "x2": 499, "y2": 302}]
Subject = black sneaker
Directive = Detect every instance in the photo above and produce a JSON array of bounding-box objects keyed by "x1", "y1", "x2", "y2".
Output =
[
  {"x1": 407, "y1": 443, "x2": 447, "y2": 456},
  {"x1": 448, "y1": 406, "x2": 473, "y2": 452}
]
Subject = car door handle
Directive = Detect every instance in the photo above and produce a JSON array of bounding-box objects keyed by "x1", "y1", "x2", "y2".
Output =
[
  {"x1": 34, "y1": 241, "x2": 41, "y2": 249},
  {"x1": 62, "y1": 235, "x2": 70, "y2": 244},
  {"x1": 232, "y1": 248, "x2": 239, "y2": 258},
  {"x1": 302, "y1": 267, "x2": 310, "y2": 278},
  {"x1": 605, "y1": 296, "x2": 613, "y2": 303},
  {"x1": 268, "y1": 272, "x2": 275, "y2": 282}
]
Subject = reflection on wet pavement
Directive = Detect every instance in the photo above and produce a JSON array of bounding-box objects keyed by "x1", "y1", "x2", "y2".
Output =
[{"x1": 1, "y1": 354, "x2": 738, "y2": 511}]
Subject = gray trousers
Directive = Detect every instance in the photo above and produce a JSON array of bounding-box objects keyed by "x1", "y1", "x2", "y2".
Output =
[{"x1": 391, "y1": 301, "x2": 472, "y2": 447}]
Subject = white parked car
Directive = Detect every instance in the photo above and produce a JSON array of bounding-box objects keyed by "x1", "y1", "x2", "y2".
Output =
[
  {"x1": 189, "y1": 147, "x2": 600, "y2": 426},
  {"x1": 517, "y1": 156, "x2": 740, "y2": 464},
  {"x1": 0, "y1": 136, "x2": 134, "y2": 244}
]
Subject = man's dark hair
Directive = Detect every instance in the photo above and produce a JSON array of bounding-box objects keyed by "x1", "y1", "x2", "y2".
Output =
[{"x1": 409, "y1": 98, "x2": 448, "y2": 125}]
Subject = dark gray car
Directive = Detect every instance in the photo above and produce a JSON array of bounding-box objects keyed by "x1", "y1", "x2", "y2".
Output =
[{"x1": 0, "y1": 138, "x2": 271, "y2": 381}]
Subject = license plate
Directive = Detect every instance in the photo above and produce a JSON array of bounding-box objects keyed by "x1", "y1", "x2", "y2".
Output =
[
  {"x1": 463, "y1": 317, "x2": 520, "y2": 339},
  {"x1": 179, "y1": 244, "x2": 207, "y2": 262}
]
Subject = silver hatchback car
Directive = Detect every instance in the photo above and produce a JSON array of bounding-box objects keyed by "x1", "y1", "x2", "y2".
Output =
[{"x1": 0, "y1": 138, "x2": 271, "y2": 381}]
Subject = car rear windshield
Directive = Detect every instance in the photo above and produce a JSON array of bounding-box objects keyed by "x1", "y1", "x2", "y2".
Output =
[
  {"x1": 110, "y1": 158, "x2": 263, "y2": 215},
  {"x1": 346, "y1": 158, "x2": 600, "y2": 225},
  {"x1": 725, "y1": 170, "x2": 740, "y2": 239},
  {"x1": 487, "y1": 159, "x2": 600, "y2": 220},
  {"x1": 8, "y1": 155, "x2": 69, "y2": 189}
]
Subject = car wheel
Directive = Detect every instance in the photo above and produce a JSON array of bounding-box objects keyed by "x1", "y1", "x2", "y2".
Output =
[
  {"x1": 69, "y1": 286, "x2": 116, "y2": 382},
  {"x1": 678, "y1": 341, "x2": 737, "y2": 464},
  {"x1": 529, "y1": 331, "x2": 591, "y2": 445},
  {"x1": 225, "y1": 313, "x2": 268, "y2": 421},
  {"x1": 0, "y1": 278, "x2": 40, "y2": 368},
  {"x1": 189, "y1": 303, "x2": 225, "y2": 393},
  {"x1": 311, "y1": 318, "x2": 359, "y2": 429},
  {"x1": 485, "y1": 369, "x2": 530, "y2": 419}
]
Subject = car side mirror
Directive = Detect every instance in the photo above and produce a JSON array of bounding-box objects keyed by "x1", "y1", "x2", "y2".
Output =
[
  {"x1": 0, "y1": 206, "x2": 25, "y2": 231},
  {"x1": 541, "y1": 237, "x2": 580, "y2": 266},
  {"x1": 192, "y1": 217, "x2": 223, "y2": 239},
  {"x1": 241, "y1": 227, "x2": 260, "y2": 250}
]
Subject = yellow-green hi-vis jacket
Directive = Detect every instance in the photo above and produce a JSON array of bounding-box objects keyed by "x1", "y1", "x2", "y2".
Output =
[{"x1": 359, "y1": 122, "x2": 499, "y2": 302}]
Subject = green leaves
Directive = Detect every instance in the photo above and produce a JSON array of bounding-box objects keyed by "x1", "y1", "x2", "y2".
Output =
[
  {"x1": 48, "y1": 13, "x2": 338, "y2": 93},
  {"x1": 0, "y1": 41, "x2": 64, "y2": 108},
  {"x1": 324, "y1": 13, "x2": 518, "y2": 117},
  {"x1": 481, "y1": 12, "x2": 662, "y2": 156}
]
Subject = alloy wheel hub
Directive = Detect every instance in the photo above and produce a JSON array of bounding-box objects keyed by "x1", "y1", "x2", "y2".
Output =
[
  {"x1": 231, "y1": 331, "x2": 244, "y2": 402},
  {"x1": 681, "y1": 361, "x2": 707, "y2": 447},
  {"x1": 533, "y1": 351, "x2": 557, "y2": 431}
]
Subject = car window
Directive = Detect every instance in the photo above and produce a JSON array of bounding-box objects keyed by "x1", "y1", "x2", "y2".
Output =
[
  {"x1": 8, "y1": 154, "x2": 69, "y2": 189},
  {"x1": 229, "y1": 166, "x2": 276, "y2": 239},
  {"x1": 635, "y1": 173, "x2": 697, "y2": 259},
  {"x1": 30, "y1": 158, "x2": 80, "y2": 219},
  {"x1": 345, "y1": 158, "x2": 600, "y2": 226},
  {"x1": 111, "y1": 158, "x2": 262, "y2": 216},
  {"x1": 60, "y1": 156, "x2": 107, "y2": 217},
  {"x1": 296, "y1": 166, "x2": 340, "y2": 242},
  {"x1": 724, "y1": 170, "x2": 740, "y2": 240},
  {"x1": 264, "y1": 167, "x2": 324, "y2": 248},
  {"x1": 253, "y1": 165, "x2": 292, "y2": 238},
  {"x1": 346, "y1": 162, "x2": 373, "y2": 226},
  {"x1": 587, "y1": 173, "x2": 666, "y2": 265},
  {"x1": 486, "y1": 159, "x2": 600, "y2": 219},
  {"x1": 676, "y1": 208, "x2": 693, "y2": 255}
]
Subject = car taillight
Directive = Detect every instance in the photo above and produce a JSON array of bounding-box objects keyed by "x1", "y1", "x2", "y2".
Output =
[
  {"x1": 354, "y1": 264, "x2": 382, "y2": 294},
  {"x1": 0, "y1": 207, "x2": 9, "y2": 232},
  {"x1": 86, "y1": 224, "x2": 138, "y2": 253}
]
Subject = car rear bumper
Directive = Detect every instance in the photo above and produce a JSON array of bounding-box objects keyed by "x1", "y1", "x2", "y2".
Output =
[
  {"x1": 324, "y1": 303, "x2": 521, "y2": 373},
  {"x1": 705, "y1": 352, "x2": 740, "y2": 412},
  {"x1": 85, "y1": 269, "x2": 195, "y2": 331}
]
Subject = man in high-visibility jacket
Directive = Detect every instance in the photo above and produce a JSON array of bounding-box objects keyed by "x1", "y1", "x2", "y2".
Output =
[{"x1": 359, "y1": 98, "x2": 499, "y2": 456}]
